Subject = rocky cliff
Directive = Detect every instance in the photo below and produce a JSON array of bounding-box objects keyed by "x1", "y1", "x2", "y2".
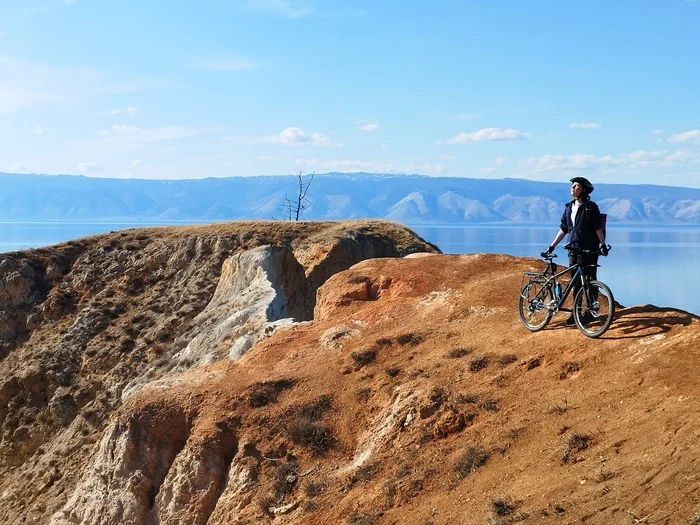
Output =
[
  {"x1": 0, "y1": 220, "x2": 438, "y2": 525},
  {"x1": 2, "y1": 221, "x2": 700, "y2": 525}
]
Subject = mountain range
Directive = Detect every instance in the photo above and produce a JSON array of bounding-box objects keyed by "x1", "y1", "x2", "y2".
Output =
[{"x1": 2, "y1": 172, "x2": 700, "y2": 224}]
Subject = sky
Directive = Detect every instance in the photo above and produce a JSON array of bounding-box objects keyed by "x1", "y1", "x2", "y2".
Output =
[{"x1": 1, "y1": 0, "x2": 699, "y2": 187}]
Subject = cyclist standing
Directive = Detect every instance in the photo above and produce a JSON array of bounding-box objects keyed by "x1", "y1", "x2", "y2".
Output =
[{"x1": 543, "y1": 177, "x2": 609, "y2": 325}]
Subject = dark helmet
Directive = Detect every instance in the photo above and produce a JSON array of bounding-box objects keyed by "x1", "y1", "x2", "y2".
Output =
[{"x1": 570, "y1": 176, "x2": 594, "y2": 194}]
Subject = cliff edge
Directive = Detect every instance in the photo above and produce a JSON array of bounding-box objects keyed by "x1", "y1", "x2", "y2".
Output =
[{"x1": 0, "y1": 220, "x2": 438, "y2": 525}]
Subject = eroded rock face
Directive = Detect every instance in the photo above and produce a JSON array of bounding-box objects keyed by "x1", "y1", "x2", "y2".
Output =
[
  {"x1": 177, "y1": 244, "x2": 307, "y2": 364},
  {"x1": 0, "y1": 220, "x2": 437, "y2": 525}
]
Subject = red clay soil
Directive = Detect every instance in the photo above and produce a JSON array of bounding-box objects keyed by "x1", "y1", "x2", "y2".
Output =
[{"x1": 111, "y1": 253, "x2": 700, "y2": 525}]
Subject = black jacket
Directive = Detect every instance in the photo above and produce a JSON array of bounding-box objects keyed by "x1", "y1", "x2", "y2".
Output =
[{"x1": 559, "y1": 199, "x2": 602, "y2": 250}]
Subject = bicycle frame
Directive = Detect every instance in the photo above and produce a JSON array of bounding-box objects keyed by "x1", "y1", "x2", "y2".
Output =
[{"x1": 521, "y1": 258, "x2": 598, "y2": 314}]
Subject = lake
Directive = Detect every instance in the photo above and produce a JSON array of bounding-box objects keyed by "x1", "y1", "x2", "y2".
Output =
[
  {"x1": 1, "y1": 221, "x2": 699, "y2": 316},
  {"x1": 411, "y1": 224, "x2": 700, "y2": 316}
]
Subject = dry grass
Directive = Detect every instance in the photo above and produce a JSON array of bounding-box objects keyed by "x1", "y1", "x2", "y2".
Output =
[
  {"x1": 351, "y1": 348, "x2": 377, "y2": 368},
  {"x1": 350, "y1": 463, "x2": 377, "y2": 484},
  {"x1": 480, "y1": 399, "x2": 499, "y2": 412},
  {"x1": 488, "y1": 496, "x2": 530, "y2": 525},
  {"x1": 593, "y1": 469, "x2": 616, "y2": 483},
  {"x1": 454, "y1": 446, "x2": 490, "y2": 479},
  {"x1": 469, "y1": 354, "x2": 489, "y2": 372},
  {"x1": 498, "y1": 354, "x2": 518, "y2": 366},
  {"x1": 396, "y1": 333, "x2": 424, "y2": 346},
  {"x1": 446, "y1": 347, "x2": 471, "y2": 358},
  {"x1": 303, "y1": 480, "x2": 328, "y2": 498},
  {"x1": 346, "y1": 512, "x2": 379, "y2": 525},
  {"x1": 561, "y1": 432, "x2": 591, "y2": 463},
  {"x1": 272, "y1": 460, "x2": 298, "y2": 497},
  {"x1": 454, "y1": 392, "x2": 480, "y2": 404},
  {"x1": 384, "y1": 366, "x2": 400, "y2": 377},
  {"x1": 287, "y1": 417, "x2": 333, "y2": 454},
  {"x1": 559, "y1": 361, "x2": 581, "y2": 379},
  {"x1": 248, "y1": 379, "x2": 296, "y2": 408}
]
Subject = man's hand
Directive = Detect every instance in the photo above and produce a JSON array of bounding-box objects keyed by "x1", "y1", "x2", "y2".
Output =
[
  {"x1": 540, "y1": 245, "x2": 555, "y2": 258},
  {"x1": 600, "y1": 244, "x2": 610, "y2": 256}
]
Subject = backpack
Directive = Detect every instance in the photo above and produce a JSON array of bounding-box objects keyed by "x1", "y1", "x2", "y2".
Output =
[{"x1": 584, "y1": 203, "x2": 606, "y2": 240}]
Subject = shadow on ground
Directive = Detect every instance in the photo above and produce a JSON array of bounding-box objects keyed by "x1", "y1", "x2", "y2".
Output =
[{"x1": 603, "y1": 305, "x2": 698, "y2": 339}]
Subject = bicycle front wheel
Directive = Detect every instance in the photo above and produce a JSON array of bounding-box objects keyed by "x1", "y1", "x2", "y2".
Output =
[
  {"x1": 518, "y1": 281, "x2": 553, "y2": 332},
  {"x1": 573, "y1": 280, "x2": 615, "y2": 338}
]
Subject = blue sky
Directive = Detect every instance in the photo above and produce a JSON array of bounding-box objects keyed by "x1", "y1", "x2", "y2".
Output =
[{"x1": 1, "y1": 1, "x2": 699, "y2": 187}]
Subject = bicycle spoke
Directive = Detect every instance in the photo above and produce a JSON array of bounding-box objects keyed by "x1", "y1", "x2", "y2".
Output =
[{"x1": 573, "y1": 280, "x2": 614, "y2": 338}]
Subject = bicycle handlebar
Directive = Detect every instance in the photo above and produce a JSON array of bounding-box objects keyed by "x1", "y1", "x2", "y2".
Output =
[
  {"x1": 563, "y1": 243, "x2": 612, "y2": 256},
  {"x1": 541, "y1": 243, "x2": 612, "y2": 260}
]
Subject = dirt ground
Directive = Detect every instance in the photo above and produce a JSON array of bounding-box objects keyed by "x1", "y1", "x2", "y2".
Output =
[{"x1": 52, "y1": 252, "x2": 700, "y2": 524}]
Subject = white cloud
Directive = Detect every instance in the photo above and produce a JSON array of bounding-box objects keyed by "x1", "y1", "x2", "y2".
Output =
[
  {"x1": 570, "y1": 122, "x2": 602, "y2": 129},
  {"x1": 494, "y1": 156, "x2": 507, "y2": 165},
  {"x1": 106, "y1": 106, "x2": 138, "y2": 116},
  {"x1": 295, "y1": 158, "x2": 446, "y2": 175},
  {"x1": 227, "y1": 127, "x2": 340, "y2": 146},
  {"x1": 443, "y1": 128, "x2": 531, "y2": 144},
  {"x1": 31, "y1": 126, "x2": 44, "y2": 135},
  {"x1": 131, "y1": 160, "x2": 144, "y2": 167},
  {"x1": 360, "y1": 123, "x2": 380, "y2": 132},
  {"x1": 245, "y1": 0, "x2": 314, "y2": 18},
  {"x1": 192, "y1": 55, "x2": 260, "y2": 71},
  {"x1": 523, "y1": 149, "x2": 700, "y2": 173},
  {"x1": 78, "y1": 162, "x2": 103, "y2": 173},
  {"x1": 668, "y1": 129, "x2": 700, "y2": 144}
]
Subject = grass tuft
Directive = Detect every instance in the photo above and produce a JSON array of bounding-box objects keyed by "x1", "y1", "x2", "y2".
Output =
[
  {"x1": 346, "y1": 512, "x2": 378, "y2": 525},
  {"x1": 396, "y1": 333, "x2": 424, "y2": 346},
  {"x1": 248, "y1": 379, "x2": 296, "y2": 408},
  {"x1": 304, "y1": 480, "x2": 328, "y2": 498},
  {"x1": 561, "y1": 432, "x2": 591, "y2": 463},
  {"x1": 491, "y1": 497, "x2": 522, "y2": 517},
  {"x1": 447, "y1": 347, "x2": 471, "y2": 358},
  {"x1": 469, "y1": 354, "x2": 489, "y2": 372},
  {"x1": 498, "y1": 354, "x2": 518, "y2": 366},
  {"x1": 593, "y1": 469, "x2": 616, "y2": 483},
  {"x1": 351, "y1": 348, "x2": 377, "y2": 368},
  {"x1": 454, "y1": 446, "x2": 490, "y2": 479},
  {"x1": 384, "y1": 366, "x2": 400, "y2": 377}
]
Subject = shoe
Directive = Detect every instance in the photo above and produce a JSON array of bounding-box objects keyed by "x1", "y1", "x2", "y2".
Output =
[
  {"x1": 579, "y1": 311, "x2": 594, "y2": 324},
  {"x1": 565, "y1": 314, "x2": 575, "y2": 326}
]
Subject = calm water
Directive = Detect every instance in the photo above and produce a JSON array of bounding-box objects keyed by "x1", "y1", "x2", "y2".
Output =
[
  {"x1": 1, "y1": 221, "x2": 699, "y2": 315},
  {"x1": 411, "y1": 224, "x2": 700, "y2": 316}
]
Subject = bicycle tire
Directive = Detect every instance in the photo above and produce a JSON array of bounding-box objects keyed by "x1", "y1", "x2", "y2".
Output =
[
  {"x1": 518, "y1": 281, "x2": 553, "y2": 332},
  {"x1": 573, "y1": 280, "x2": 615, "y2": 338}
]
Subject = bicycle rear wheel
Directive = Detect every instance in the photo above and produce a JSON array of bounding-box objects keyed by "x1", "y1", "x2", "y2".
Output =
[
  {"x1": 518, "y1": 281, "x2": 553, "y2": 332},
  {"x1": 573, "y1": 280, "x2": 615, "y2": 338}
]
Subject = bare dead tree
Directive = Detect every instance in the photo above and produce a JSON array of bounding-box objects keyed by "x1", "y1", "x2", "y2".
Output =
[{"x1": 280, "y1": 170, "x2": 315, "y2": 221}]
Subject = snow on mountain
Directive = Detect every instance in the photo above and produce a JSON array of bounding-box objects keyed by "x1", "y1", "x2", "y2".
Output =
[{"x1": 1, "y1": 172, "x2": 700, "y2": 223}]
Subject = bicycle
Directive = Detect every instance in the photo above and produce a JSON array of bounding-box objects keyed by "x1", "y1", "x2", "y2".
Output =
[{"x1": 517, "y1": 244, "x2": 615, "y2": 338}]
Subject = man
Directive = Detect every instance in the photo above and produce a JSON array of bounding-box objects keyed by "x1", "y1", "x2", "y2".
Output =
[{"x1": 544, "y1": 177, "x2": 608, "y2": 325}]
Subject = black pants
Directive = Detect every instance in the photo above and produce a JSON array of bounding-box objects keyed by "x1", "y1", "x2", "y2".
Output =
[{"x1": 569, "y1": 251, "x2": 598, "y2": 303}]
